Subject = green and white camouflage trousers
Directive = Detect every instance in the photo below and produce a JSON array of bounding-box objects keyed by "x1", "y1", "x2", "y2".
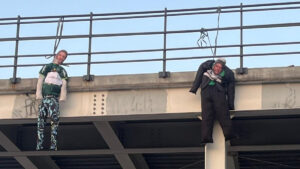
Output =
[{"x1": 36, "y1": 97, "x2": 60, "y2": 150}]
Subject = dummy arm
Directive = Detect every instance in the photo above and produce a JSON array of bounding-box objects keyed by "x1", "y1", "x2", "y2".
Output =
[
  {"x1": 36, "y1": 75, "x2": 44, "y2": 100},
  {"x1": 59, "y1": 79, "x2": 67, "y2": 101}
]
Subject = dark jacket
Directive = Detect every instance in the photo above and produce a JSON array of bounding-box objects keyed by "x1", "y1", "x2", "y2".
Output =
[{"x1": 189, "y1": 60, "x2": 235, "y2": 110}]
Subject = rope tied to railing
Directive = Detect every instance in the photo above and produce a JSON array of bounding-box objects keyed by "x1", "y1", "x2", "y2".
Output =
[
  {"x1": 197, "y1": 7, "x2": 222, "y2": 60},
  {"x1": 45, "y1": 17, "x2": 64, "y2": 59},
  {"x1": 197, "y1": 28, "x2": 214, "y2": 55}
]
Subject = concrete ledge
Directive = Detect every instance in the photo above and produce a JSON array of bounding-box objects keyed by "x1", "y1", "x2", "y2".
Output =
[
  {"x1": 1, "y1": 66, "x2": 300, "y2": 95},
  {"x1": 235, "y1": 66, "x2": 300, "y2": 84}
]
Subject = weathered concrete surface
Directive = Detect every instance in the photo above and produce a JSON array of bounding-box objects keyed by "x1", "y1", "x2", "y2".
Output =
[
  {"x1": 262, "y1": 83, "x2": 300, "y2": 109},
  {"x1": 106, "y1": 90, "x2": 166, "y2": 115},
  {"x1": 235, "y1": 66, "x2": 300, "y2": 84},
  {"x1": 1, "y1": 66, "x2": 300, "y2": 95},
  {"x1": 0, "y1": 95, "x2": 16, "y2": 119},
  {"x1": 166, "y1": 88, "x2": 202, "y2": 113},
  {"x1": 0, "y1": 66, "x2": 300, "y2": 119},
  {"x1": 1, "y1": 92, "x2": 107, "y2": 119},
  {"x1": 235, "y1": 84, "x2": 262, "y2": 110}
]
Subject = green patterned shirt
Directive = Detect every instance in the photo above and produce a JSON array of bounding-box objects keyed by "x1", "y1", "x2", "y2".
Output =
[{"x1": 39, "y1": 63, "x2": 68, "y2": 97}]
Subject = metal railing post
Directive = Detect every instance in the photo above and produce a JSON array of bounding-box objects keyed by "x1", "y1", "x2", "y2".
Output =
[
  {"x1": 236, "y1": 3, "x2": 248, "y2": 74},
  {"x1": 159, "y1": 8, "x2": 170, "y2": 78},
  {"x1": 10, "y1": 15, "x2": 21, "y2": 84},
  {"x1": 84, "y1": 12, "x2": 95, "y2": 81}
]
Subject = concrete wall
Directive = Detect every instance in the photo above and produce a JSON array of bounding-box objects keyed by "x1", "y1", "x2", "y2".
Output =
[{"x1": 1, "y1": 66, "x2": 300, "y2": 119}]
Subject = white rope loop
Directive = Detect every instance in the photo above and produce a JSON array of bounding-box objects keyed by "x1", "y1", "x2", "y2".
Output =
[{"x1": 45, "y1": 17, "x2": 64, "y2": 59}]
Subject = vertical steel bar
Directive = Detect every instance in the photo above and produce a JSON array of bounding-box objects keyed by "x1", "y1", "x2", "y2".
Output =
[
  {"x1": 239, "y1": 3, "x2": 244, "y2": 72},
  {"x1": 159, "y1": 8, "x2": 170, "y2": 78},
  {"x1": 237, "y1": 3, "x2": 247, "y2": 74},
  {"x1": 11, "y1": 15, "x2": 21, "y2": 84},
  {"x1": 163, "y1": 8, "x2": 167, "y2": 74},
  {"x1": 84, "y1": 12, "x2": 94, "y2": 81}
]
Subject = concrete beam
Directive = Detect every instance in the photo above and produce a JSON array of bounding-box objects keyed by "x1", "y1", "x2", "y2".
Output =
[
  {"x1": 93, "y1": 121, "x2": 137, "y2": 169},
  {"x1": 1, "y1": 66, "x2": 300, "y2": 95},
  {"x1": 2, "y1": 81, "x2": 300, "y2": 120}
]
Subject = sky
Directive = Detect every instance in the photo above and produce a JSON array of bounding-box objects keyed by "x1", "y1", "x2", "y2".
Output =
[{"x1": 1, "y1": 0, "x2": 300, "y2": 79}]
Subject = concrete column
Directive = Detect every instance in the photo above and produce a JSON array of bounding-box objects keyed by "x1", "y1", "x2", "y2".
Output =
[{"x1": 205, "y1": 121, "x2": 227, "y2": 169}]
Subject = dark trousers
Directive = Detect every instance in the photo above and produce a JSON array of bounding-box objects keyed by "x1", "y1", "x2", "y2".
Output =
[
  {"x1": 36, "y1": 97, "x2": 60, "y2": 150},
  {"x1": 201, "y1": 85, "x2": 234, "y2": 143}
]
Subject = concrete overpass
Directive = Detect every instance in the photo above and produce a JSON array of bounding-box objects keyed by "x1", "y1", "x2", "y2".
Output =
[{"x1": 1, "y1": 66, "x2": 300, "y2": 169}]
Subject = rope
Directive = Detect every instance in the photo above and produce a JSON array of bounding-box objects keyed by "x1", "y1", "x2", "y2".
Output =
[
  {"x1": 214, "y1": 7, "x2": 221, "y2": 57},
  {"x1": 46, "y1": 17, "x2": 64, "y2": 59},
  {"x1": 197, "y1": 28, "x2": 214, "y2": 55},
  {"x1": 197, "y1": 7, "x2": 222, "y2": 60},
  {"x1": 239, "y1": 156, "x2": 299, "y2": 169}
]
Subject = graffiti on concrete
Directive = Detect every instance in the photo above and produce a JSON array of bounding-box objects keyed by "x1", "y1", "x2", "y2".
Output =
[
  {"x1": 12, "y1": 94, "x2": 39, "y2": 118},
  {"x1": 25, "y1": 95, "x2": 39, "y2": 117}
]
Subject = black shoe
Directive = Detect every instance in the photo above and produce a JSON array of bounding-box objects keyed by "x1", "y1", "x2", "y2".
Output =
[
  {"x1": 36, "y1": 146, "x2": 43, "y2": 151},
  {"x1": 49, "y1": 146, "x2": 57, "y2": 151}
]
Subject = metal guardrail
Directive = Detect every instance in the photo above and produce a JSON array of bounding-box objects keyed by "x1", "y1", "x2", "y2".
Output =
[{"x1": 1, "y1": 1, "x2": 300, "y2": 83}]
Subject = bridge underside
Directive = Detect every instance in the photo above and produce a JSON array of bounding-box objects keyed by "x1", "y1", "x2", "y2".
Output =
[{"x1": 0, "y1": 109, "x2": 300, "y2": 169}]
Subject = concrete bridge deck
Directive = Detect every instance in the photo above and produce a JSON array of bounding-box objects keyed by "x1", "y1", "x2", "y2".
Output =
[{"x1": 0, "y1": 66, "x2": 300, "y2": 169}]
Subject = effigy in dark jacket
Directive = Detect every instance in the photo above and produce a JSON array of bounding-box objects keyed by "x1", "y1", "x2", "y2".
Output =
[
  {"x1": 190, "y1": 59, "x2": 236, "y2": 143},
  {"x1": 190, "y1": 59, "x2": 235, "y2": 110}
]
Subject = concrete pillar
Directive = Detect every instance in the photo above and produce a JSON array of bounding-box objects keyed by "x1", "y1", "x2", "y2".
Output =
[{"x1": 205, "y1": 121, "x2": 227, "y2": 169}]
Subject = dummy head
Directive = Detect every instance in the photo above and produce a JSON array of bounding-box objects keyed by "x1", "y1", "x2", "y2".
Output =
[
  {"x1": 53, "y1": 50, "x2": 68, "y2": 65},
  {"x1": 213, "y1": 58, "x2": 226, "y2": 75}
]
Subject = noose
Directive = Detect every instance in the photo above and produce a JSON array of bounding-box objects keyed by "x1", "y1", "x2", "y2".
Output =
[
  {"x1": 46, "y1": 17, "x2": 64, "y2": 59},
  {"x1": 45, "y1": 17, "x2": 69, "y2": 66},
  {"x1": 197, "y1": 7, "x2": 221, "y2": 60}
]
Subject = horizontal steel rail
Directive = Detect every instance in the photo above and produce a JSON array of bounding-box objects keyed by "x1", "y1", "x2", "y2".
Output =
[
  {"x1": 0, "y1": 22, "x2": 300, "y2": 42},
  {"x1": 1, "y1": 6, "x2": 300, "y2": 25},
  {"x1": 1, "y1": 41, "x2": 300, "y2": 59},
  {"x1": 1, "y1": 51, "x2": 300, "y2": 68},
  {"x1": 1, "y1": 1, "x2": 300, "y2": 21},
  {"x1": 0, "y1": 1, "x2": 300, "y2": 82}
]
